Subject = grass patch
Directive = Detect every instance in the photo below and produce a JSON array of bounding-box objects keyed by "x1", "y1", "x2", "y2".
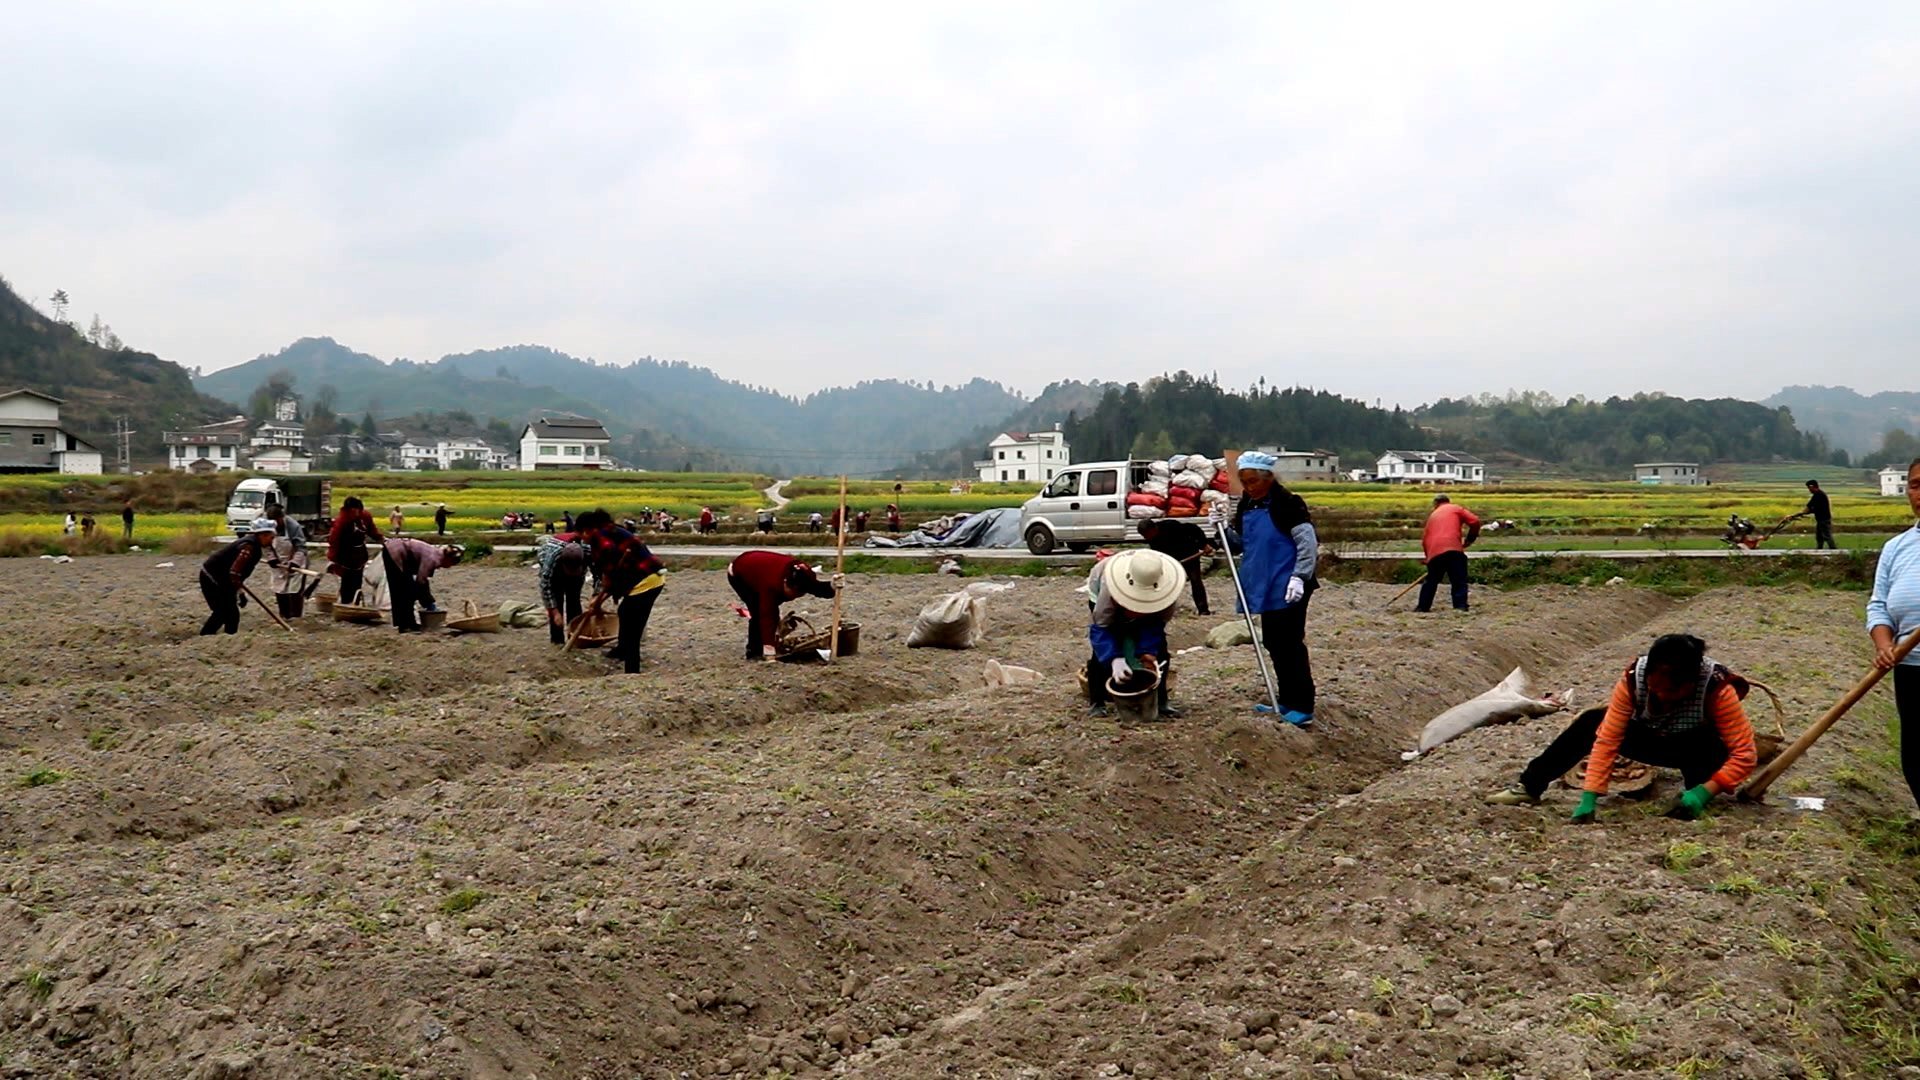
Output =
[
  {"x1": 17, "y1": 968, "x2": 53, "y2": 1001},
  {"x1": 1091, "y1": 980, "x2": 1146, "y2": 1005},
  {"x1": 19, "y1": 768, "x2": 67, "y2": 788},
  {"x1": 1664, "y1": 840, "x2": 1708, "y2": 872},
  {"x1": 85, "y1": 727, "x2": 122, "y2": 751},
  {"x1": 438, "y1": 888, "x2": 488, "y2": 915}
]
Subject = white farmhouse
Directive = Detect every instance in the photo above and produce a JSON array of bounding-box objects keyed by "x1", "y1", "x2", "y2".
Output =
[
  {"x1": 1374, "y1": 449, "x2": 1486, "y2": 485},
  {"x1": 1243, "y1": 446, "x2": 1341, "y2": 483},
  {"x1": 0, "y1": 389, "x2": 103, "y2": 474},
  {"x1": 975, "y1": 427, "x2": 1070, "y2": 484},
  {"x1": 251, "y1": 446, "x2": 312, "y2": 474},
  {"x1": 1883, "y1": 467, "x2": 1909, "y2": 497},
  {"x1": 520, "y1": 414, "x2": 612, "y2": 470},
  {"x1": 164, "y1": 417, "x2": 248, "y2": 472},
  {"x1": 1634, "y1": 462, "x2": 1703, "y2": 486}
]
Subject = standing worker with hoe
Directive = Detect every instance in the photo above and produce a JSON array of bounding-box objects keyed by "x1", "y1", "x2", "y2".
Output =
[
  {"x1": 197, "y1": 519, "x2": 277, "y2": 635},
  {"x1": 1226, "y1": 451, "x2": 1319, "y2": 727},
  {"x1": 1136, "y1": 517, "x2": 1215, "y2": 616},
  {"x1": 1085, "y1": 550, "x2": 1187, "y2": 719},
  {"x1": 1417, "y1": 494, "x2": 1480, "y2": 612},
  {"x1": 1795, "y1": 480, "x2": 1836, "y2": 550}
]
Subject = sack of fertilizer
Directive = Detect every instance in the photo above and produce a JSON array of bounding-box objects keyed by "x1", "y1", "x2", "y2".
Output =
[
  {"x1": 1171, "y1": 469, "x2": 1209, "y2": 490},
  {"x1": 1127, "y1": 504, "x2": 1166, "y2": 520},
  {"x1": 1138, "y1": 478, "x2": 1170, "y2": 496},
  {"x1": 1200, "y1": 490, "x2": 1230, "y2": 507},
  {"x1": 1412, "y1": 668, "x2": 1573, "y2": 755},
  {"x1": 908, "y1": 581, "x2": 1013, "y2": 649},
  {"x1": 1167, "y1": 454, "x2": 1190, "y2": 472},
  {"x1": 1148, "y1": 460, "x2": 1171, "y2": 478}
]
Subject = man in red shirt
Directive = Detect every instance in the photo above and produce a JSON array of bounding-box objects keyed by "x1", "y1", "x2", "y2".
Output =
[
  {"x1": 1417, "y1": 494, "x2": 1481, "y2": 612},
  {"x1": 727, "y1": 550, "x2": 841, "y2": 660}
]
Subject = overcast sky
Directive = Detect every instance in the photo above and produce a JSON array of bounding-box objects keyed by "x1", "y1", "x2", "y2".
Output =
[{"x1": 4, "y1": 2, "x2": 1917, "y2": 406}]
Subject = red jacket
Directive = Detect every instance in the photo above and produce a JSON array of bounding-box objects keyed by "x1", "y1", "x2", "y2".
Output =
[
  {"x1": 327, "y1": 508, "x2": 384, "y2": 566},
  {"x1": 728, "y1": 550, "x2": 832, "y2": 630}
]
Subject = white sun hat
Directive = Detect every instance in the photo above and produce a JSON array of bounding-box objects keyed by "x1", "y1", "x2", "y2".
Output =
[{"x1": 1101, "y1": 549, "x2": 1187, "y2": 614}]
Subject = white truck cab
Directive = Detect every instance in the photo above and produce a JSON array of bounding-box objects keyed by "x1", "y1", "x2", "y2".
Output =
[
  {"x1": 226, "y1": 476, "x2": 332, "y2": 535},
  {"x1": 1018, "y1": 459, "x2": 1154, "y2": 555},
  {"x1": 226, "y1": 478, "x2": 281, "y2": 533}
]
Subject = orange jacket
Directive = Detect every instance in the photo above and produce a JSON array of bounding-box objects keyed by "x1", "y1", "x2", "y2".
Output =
[{"x1": 1585, "y1": 674, "x2": 1757, "y2": 794}]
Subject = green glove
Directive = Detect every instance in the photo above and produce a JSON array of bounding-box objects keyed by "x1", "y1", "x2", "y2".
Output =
[
  {"x1": 1664, "y1": 784, "x2": 1714, "y2": 820},
  {"x1": 1570, "y1": 790, "x2": 1599, "y2": 824}
]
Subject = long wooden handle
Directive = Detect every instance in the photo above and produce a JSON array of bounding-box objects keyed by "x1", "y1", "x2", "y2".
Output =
[
  {"x1": 829, "y1": 476, "x2": 848, "y2": 660},
  {"x1": 1385, "y1": 574, "x2": 1424, "y2": 609},
  {"x1": 242, "y1": 583, "x2": 293, "y2": 633},
  {"x1": 1741, "y1": 625, "x2": 1920, "y2": 801}
]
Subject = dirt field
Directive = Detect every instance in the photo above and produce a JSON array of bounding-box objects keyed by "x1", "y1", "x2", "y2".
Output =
[{"x1": 1, "y1": 557, "x2": 1917, "y2": 1079}]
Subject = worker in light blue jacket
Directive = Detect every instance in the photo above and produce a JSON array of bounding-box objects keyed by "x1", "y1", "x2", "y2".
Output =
[
  {"x1": 1868, "y1": 457, "x2": 1920, "y2": 808},
  {"x1": 1225, "y1": 451, "x2": 1320, "y2": 727}
]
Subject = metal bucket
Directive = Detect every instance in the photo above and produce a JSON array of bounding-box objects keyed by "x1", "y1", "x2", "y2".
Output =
[
  {"x1": 1106, "y1": 672, "x2": 1161, "y2": 722},
  {"x1": 419, "y1": 609, "x2": 448, "y2": 631}
]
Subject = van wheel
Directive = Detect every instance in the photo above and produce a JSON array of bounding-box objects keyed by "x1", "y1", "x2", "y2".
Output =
[
  {"x1": 1066, "y1": 542, "x2": 1091, "y2": 553},
  {"x1": 1025, "y1": 525, "x2": 1055, "y2": 555}
]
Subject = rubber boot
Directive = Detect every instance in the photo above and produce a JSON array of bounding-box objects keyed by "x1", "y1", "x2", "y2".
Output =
[{"x1": 1157, "y1": 680, "x2": 1183, "y2": 720}]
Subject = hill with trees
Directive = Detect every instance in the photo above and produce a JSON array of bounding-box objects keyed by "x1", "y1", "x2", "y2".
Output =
[
  {"x1": 890, "y1": 380, "x2": 1114, "y2": 478},
  {"x1": 1764, "y1": 385, "x2": 1920, "y2": 458},
  {"x1": 1065, "y1": 374, "x2": 1426, "y2": 465},
  {"x1": 199, "y1": 341, "x2": 1029, "y2": 475},
  {"x1": 0, "y1": 275, "x2": 236, "y2": 460}
]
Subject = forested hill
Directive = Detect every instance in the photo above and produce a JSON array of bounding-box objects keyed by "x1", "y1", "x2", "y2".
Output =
[
  {"x1": 1418, "y1": 392, "x2": 1842, "y2": 470},
  {"x1": 0, "y1": 275, "x2": 235, "y2": 459},
  {"x1": 198, "y1": 339, "x2": 1029, "y2": 475},
  {"x1": 891, "y1": 380, "x2": 1113, "y2": 478},
  {"x1": 1066, "y1": 374, "x2": 1425, "y2": 463},
  {"x1": 1763, "y1": 385, "x2": 1920, "y2": 458}
]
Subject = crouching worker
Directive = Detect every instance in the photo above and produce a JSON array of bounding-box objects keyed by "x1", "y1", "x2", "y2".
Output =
[
  {"x1": 536, "y1": 535, "x2": 591, "y2": 645},
  {"x1": 1086, "y1": 550, "x2": 1186, "y2": 719},
  {"x1": 1488, "y1": 633, "x2": 1758, "y2": 821},
  {"x1": 383, "y1": 537, "x2": 462, "y2": 634},
  {"x1": 727, "y1": 549, "x2": 841, "y2": 660},
  {"x1": 199, "y1": 518, "x2": 277, "y2": 635}
]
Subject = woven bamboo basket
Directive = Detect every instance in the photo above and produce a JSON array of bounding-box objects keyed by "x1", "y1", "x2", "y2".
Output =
[{"x1": 447, "y1": 599, "x2": 501, "y2": 634}]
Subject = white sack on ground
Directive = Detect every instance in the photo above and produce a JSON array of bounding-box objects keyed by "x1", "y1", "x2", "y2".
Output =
[
  {"x1": 1415, "y1": 668, "x2": 1571, "y2": 753},
  {"x1": 907, "y1": 581, "x2": 1014, "y2": 649}
]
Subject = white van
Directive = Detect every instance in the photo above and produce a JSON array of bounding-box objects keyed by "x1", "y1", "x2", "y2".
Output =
[{"x1": 1018, "y1": 459, "x2": 1157, "y2": 554}]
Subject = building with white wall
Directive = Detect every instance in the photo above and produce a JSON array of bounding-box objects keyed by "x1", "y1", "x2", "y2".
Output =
[
  {"x1": 975, "y1": 427, "x2": 1070, "y2": 484},
  {"x1": 1882, "y1": 467, "x2": 1909, "y2": 497},
  {"x1": 519, "y1": 415, "x2": 612, "y2": 470},
  {"x1": 1634, "y1": 462, "x2": 1704, "y2": 486},
  {"x1": 164, "y1": 418, "x2": 248, "y2": 472},
  {"x1": 0, "y1": 389, "x2": 102, "y2": 474},
  {"x1": 1374, "y1": 450, "x2": 1486, "y2": 485},
  {"x1": 251, "y1": 446, "x2": 313, "y2": 474},
  {"x1": 1244, "y1": 446, "x2": 1341, "y2": 482}
]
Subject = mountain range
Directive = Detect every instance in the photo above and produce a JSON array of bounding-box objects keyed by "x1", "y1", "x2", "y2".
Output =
[
  {"x1": 195, "y1": 339, "x2": 1068, "y2": 476},
  {"x1": 1762, "y1": 386, "x2": 1920, "y2": 457}
]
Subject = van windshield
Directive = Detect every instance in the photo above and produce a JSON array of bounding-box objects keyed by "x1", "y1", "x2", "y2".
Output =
[
  {"x1": 1043, "y1": 473, "x2": 1080, "y2": 498},
  {"x1": 231, "y1": 492, "x2": 266, "y2": 508}
]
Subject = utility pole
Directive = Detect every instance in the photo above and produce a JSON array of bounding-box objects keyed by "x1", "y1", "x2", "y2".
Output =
[{"x1": 116, "y1": 417, "x2": 136, "y2": 474}]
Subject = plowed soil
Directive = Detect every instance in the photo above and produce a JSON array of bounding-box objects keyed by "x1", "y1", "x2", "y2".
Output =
[{"x1": 0, "y1": 557, "x2": 1916, "y2": 1079}]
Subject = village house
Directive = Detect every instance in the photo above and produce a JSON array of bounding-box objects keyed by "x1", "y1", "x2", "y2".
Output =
[
  {"x1": 251, "y1": 446, "x2": 313, "y2": 474},
  {"x1": 1243, "y1": 446, "x2": 1341, "y2": 483},
  {"x1": 1883, "y1": 467, "x2": 1909, "y2": 497},
  {"x1": 975, "y1": 427, "x2": 1070, "y2": 484},
  {"x1": 519, "y1": 414, "x2": 612, "y2": 471},
  {"x1": 1634, "y1": 462, "x2": 1704, "y2": 486},
  {"x1": 164, "y1": 417, "x2": 249, "y2": 473},
  {"x1": 0, "y1": 389, "x2": 103, "y2": 474},
  {"x1": 1374, "y1": 449, "x2": 1486, "y2": 485}
]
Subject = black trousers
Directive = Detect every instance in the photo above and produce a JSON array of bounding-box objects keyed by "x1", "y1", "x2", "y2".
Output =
[
  {"x1": 1183, "y1": 556, "x2": 1210, "y2": 615},
  {"x1": 1815, "y1": 520, "x2": 1836, "y2": 549},
  {"x1": 199, "y1": 572, "x2": 240, "y2": 635},
  {"x1": 338, "y1": 562, "x2": 367, "y2": 606},
  {"x1": 275, "y1": 593, "x2": 304, "y2": 619},
  {"x1": 1261, "y1": 598, "x2": 1315, "y2": 714},
  {"x1": 729, "y1": 574, "x2": 771, "y2": 658},
  {"x1": 1517, "y1": 706, "x2": 1731, "y2": 799},
  {"x1": 384, "y1": 550, "x2": 419, "y2": 631},
  {"x1": 1897, "y1": 666, "x2": 1920, "y2": 809},
  {"x1": 548, "y1": 577, "x2": 584, "y2": 644},
  {"x1": 1417, "y1": 550, "x2": 1470, "y2": 611},
  {"x1": 616, "y1": 588, "x2": 661, "y2": 673}
]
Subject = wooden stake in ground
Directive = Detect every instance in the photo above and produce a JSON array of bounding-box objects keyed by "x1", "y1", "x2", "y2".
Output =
[
  {"x1": 241, "y1": 582, "x2": 294, "y2": 633},
  {"x1": 829, "y1": 475, "x2": 848, "y2": 660},
  {"x1": 1740, "y1": 624, "x2": 1920, "y2": 801}
]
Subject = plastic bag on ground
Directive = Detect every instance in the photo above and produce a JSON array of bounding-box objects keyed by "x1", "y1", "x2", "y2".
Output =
[
  {"x1": 497, "y1": 601, "x2": 546, "y2": 628},
  {"x1": 981, "y1": 658, "x2": 1043, "y2": 688},
  {"x1": 1205, "y1": 620, "x2": 1257, "y2": 648},
  {"x1": 1415, "y1": 668, "x2": 1573, "y2": 753},
  {"x1": 908, "y1": 581, "x2": 1013, "y2": 649}
]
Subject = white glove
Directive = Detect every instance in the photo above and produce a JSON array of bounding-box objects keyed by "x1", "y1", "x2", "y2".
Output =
[
  {"x1": 1285, "y1": 576, "x2": 1306, "y2": 604},
  {"x1": 1110, "y1": 658, "x2": 1132, "y2": 683},
  {"x1": 830, "y1": 572, "x2": 846, "y2": 588}
]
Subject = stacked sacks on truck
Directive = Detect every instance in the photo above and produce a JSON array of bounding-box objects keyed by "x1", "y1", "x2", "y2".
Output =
[
  {"x1": 1127, "y1": 504, "x2": 1167, "y2": 520},
  {"x1": 1209, "y1": 459, "x2": 1230, "y2": 491}
]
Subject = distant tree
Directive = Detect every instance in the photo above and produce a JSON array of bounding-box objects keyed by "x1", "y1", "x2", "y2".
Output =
[
  {"x1": 1130, "y1": 429, "x2": 1176, "y2": 460},
  {"x1": 358, "y1": 412, "x2": 377, "y2": 437},
  {"x1": 49, "y1": 289, "x2": 69, "y2": 324},
  {"x1": 246, "y1": 372, "x2": 298, "y2": 421},
  {"x1": 86, "y1": 314, "x2": 106, "y2": 346},
  {"x1": 1863, "y1": 428, "x2": 1920, "y2": 470}
]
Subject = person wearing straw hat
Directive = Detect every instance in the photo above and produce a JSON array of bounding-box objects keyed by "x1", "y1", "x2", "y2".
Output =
[
  {"x1": 197, "y1": 518, "x2": 277, "y2": 635},
  {"x1": 1085, "y1": 549, "x2": 1187, "y2": 719},
  {"x1": 1227, "y1": 450, "x2": 1320, "y2": 727}
]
